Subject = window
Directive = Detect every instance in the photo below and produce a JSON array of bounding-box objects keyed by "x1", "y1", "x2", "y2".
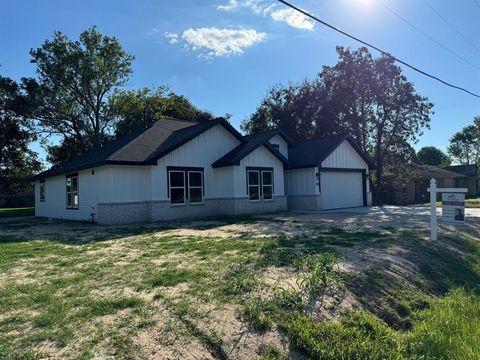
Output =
[
  {"x1": 247, "y1": 167, "x2": 274, "y2": 201},
  {"x1": 169, "y1": 170, "x2": 186, "y2": 204},
  {"x1": 40, "y1": 180, "x2": 45, "y2": 202},
  {"x1": 168, "y1": 167, "x2": 204, "y2": 205},
  {"x1": 271, "y1": 144, "x2": 280, "y2": 151},
  {"x1": 262, "y1": 171, "x2": 273, "y2": 200},
  {"x1": 247, "y1": 171, "x2": 260, "y2": 200},
  {"x1": 188, "y1": 171, "x2": 203, "y2": 203},
  {"x1": 66, "y1": 174, "x2": 79, "y2": 209}
]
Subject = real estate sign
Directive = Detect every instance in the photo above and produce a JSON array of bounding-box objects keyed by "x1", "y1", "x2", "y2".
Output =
[{"x1": 442, "y1": 192, "x2": 465, "y2": 223}]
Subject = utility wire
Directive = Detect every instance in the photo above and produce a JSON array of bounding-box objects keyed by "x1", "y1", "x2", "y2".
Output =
[
  {"x1": 421, "y1": 0, "x2": 480, "y2": 55},
  {"x1": 276, "y1": 0, "x2": 480, "y2": 99},
  {"x1": 473, "y1": 0, "x2": 480, "y2": 10},
  {"x1": 376, "y1": 0, "x2": 480, "y2": 71}
]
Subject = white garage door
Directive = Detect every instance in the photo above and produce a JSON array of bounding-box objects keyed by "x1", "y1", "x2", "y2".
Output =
[{"x1": 321, "y1": 171, "x2": 364, "y2": 210}]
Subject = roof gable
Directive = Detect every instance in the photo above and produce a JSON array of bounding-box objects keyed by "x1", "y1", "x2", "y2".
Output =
[
  {"x1": 287, "y1": 134, "x2": 374, "y2": 170},
  {"x1": 244, "y1": 129, "x2": 293, "y2": 145},
  {"x1": 212, "y1": 138, "x2": 288, "y2": 168}
]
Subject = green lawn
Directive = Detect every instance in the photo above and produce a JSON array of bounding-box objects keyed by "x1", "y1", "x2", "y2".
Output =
[
  {"x1": 466, "y1": 196, "x2": 480, "y2": 208},
  {"x1": 0, "y1": 207, "x2": 34, "y2": 218},
  {"x1": 0, "y1": 216, "x2": 480, "y2": 359}
]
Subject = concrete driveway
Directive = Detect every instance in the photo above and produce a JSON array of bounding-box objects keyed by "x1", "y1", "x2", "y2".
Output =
[{"x1": 319, "y1": 205, "x2": 480, "y2": 218}]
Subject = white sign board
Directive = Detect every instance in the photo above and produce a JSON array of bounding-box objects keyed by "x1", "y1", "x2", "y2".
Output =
[{"x1": 442, "y1": 192, "x2": 465, "y2": 223}]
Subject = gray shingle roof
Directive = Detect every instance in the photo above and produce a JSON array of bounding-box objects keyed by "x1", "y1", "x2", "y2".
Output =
[
  {"x1": 33, "y1": 118, "x2": 240, "y2": 181},
  {"x1": 212, "y1": 137, "x2": 287, "y2": 168},
  {"x1": 444, "y1": 164, "x2": 478, "y2": 177},
  {"x1": 244, "y1": 129, "x2": 293, "y2": 145},
  {"x1": 287, "y1": 134, "x2": 374, "y2": 170}
]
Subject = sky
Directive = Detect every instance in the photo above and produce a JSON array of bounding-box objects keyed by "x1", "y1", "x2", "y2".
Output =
[{"x1": 1, "y1": 0, "x2": 479, "y2": 164}]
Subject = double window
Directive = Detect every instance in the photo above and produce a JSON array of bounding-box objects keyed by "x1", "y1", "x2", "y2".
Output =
[
  {"x1": 247, "y1": 168, "x2": 274, "y2": 201},
  {"x1": 40, "y1": 180, "x2": 45, "y2": 202},
  {"x1": 66, "y1": 174, "x2": 79, "y2": 209},
  {"x1": 168, "y1": 167, "x2": 204, "y2": 205}
]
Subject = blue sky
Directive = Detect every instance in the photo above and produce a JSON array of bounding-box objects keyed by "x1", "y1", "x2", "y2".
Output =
[{"x1": 1, "y1": 0, "x2": 479, "y2": 164}]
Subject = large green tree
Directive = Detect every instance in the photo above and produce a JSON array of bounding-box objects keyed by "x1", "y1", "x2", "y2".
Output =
[
  {"x1": 108, "y1": 87, "x2": 215, "y2": 136},
  {"x1": 242, "y1": 47, "x2": 433, "y2": 200},
  {"x1": 416, "y1": 146, "x2": 451, "y2": 167},
  {"x1": 447, "y1": 117, "x2": 480, "y2": 165},
  {"x1": 0, "y1": 75, "x2": 41, "y2": 194},
  {"x1": 27, "y1": 26, "x2": 134, "y2": 164}
]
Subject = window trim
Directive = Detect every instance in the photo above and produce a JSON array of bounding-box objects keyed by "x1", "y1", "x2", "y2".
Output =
[
  {"x1": 167, "y1": 166, "x2": 205, "y2": 205},
  {"x1": 168, "y1": 170, "x2": 186, "y2": 205},
  {"x1": 188, "y1": 170, "x2": 204, "y2": 204},
  {"x1": 246, "y1": 167, "x2": 274, "y2": 201},
  {"x1": 261, "y1": 170, "x2": 273, "y2": 200},
  {"x1": 65, "y1": 173, "x2": 79, "y2": 210},
  {"x1": 247, "y1": 170, "x2": 261, "y2": 201},
  {"x1": 39, "y1": 180, "x2": 45, "y2": 202}
]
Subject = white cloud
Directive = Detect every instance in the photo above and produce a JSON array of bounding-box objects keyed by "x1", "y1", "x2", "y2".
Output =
[
  {"x1": 269, "y1": 8, "x2": 315, "y2": 30},
  {"x1": 216, "y1": 1, "x2": 315, "y2": 30},
  {"x1": 164, "y1": 32, "x2": 178, "y2": 44},
  {"x1": 217, "y1": 0, "x2": 264, "y2": 14},
  {"x1": 179, "y1": 27, "x2": 266, "y2": 58}
]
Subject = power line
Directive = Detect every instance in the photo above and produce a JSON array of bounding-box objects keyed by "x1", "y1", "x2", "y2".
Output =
[
  {"x1": 276, "y1": 0, "x2": 480, "y2": 99},
  {"x1": 421, "y1": 0, "x2": 480, "y2": 55},
  {"x1": 376, "y1": 0, "x2": 480, "y2": 72},
  {"x1": 473, "y1": 0, "x2": 480, "y2": 10}
]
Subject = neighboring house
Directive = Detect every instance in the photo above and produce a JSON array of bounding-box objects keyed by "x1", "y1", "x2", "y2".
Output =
[
  {"x1": 383, "y1": 164, "x2": 467, "y2": 205},
  {"x1": 33, "y1": 118, "x2": 374, "y2": 224},
  {"x1": 443, "y1": 164, "x2": 479, "y2": 196}
]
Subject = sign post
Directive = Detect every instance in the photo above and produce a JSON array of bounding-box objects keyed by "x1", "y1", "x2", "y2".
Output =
[
  {"x1": 429, "y1": 178, "x2": 437, "y2": 241},
  {"x1": 427, "y1": 178, "x2": 467, "y2": 241}
]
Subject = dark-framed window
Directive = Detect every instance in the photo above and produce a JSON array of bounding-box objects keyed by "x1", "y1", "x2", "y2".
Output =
[
  {"x1": 167, "y1": 167, "x2": 204, "y2": 205},
  {"x1": 246, "y1": 167, "x2": 274, "y2": 201},
  {"x1": 40, "y1": 180, "x2": 45, "y2": 202},
  {"x1": 66, "y1": 173, "x2": 79, "y2": 209},
  {"x1": 271, "y1": 143, "x2": 280, "y2": 151}
]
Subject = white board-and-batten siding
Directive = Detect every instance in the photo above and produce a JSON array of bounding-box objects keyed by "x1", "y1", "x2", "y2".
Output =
[
  {"x1": 233, "y1": 145, "x2": 285, "y2": 198},
  {"x1": 35, "y1": 168, "x2": 101, "y2": 221},
  {"x1": 268, "y1": 135, "x2": 289, "y2": 159},
  {"x1": 321, "y1": 140, "x2": 368, "y2": 170},
  {"x1": 152, "y1": 123, "x2": 242, "y2": 200}
]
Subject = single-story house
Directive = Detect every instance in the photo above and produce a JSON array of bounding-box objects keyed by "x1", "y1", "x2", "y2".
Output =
[
  {"x1": 383, "y1": 164, "x2": 468, "y2": 205},
  {"x1": 33, "y1": 118, "x2": 374, "y2": 224},
  {"x1": 443, "y1": 164, "x2": 479, "y2": 196}
]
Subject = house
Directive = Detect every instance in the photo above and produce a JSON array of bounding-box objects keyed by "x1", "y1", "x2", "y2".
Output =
[
  {"x1": 33, "y1": 118, "x2": 374, "y2": 224},
  {"x1": 383, "y1": 164, "x2": 468, "y2": 205},
  {"x1": 443, "y1": 164, "x2": 479, "y2": 196}
]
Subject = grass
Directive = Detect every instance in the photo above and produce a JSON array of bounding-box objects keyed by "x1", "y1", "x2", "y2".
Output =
[
  {"x1": 0, "y1": 207, "x2": 34, "y2": 218},
  {"x1": 0, "y1": 215, "x2": 479, "y2": 359},
  {"x1": 466, "y1": 196, "x2": 480, "y2": 208}
]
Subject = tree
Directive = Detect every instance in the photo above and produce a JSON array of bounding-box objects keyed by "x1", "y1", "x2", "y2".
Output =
[
  {"x1": 447, "y1": 117, "x2": 480, "y2": 165},
  {"x1": 27, "y1": 26, "x2": 134, "y2": 163},
  {"x1": 108, "y1": 87, "x2": 215, "y2": 136},
  {"x1": 0, "y1": 75, "x2": 42, "y2": 194},
  {"x1": 416, "y1": 146, "x2": 451, "y2": 166},
  {"x1": 242, "y1": 47, "x2": 433, "y2": 201}
]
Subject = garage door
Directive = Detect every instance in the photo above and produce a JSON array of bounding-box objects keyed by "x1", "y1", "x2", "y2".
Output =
[{"x1": 321, "y1": 171, "x2": 364, "y2": 210}]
